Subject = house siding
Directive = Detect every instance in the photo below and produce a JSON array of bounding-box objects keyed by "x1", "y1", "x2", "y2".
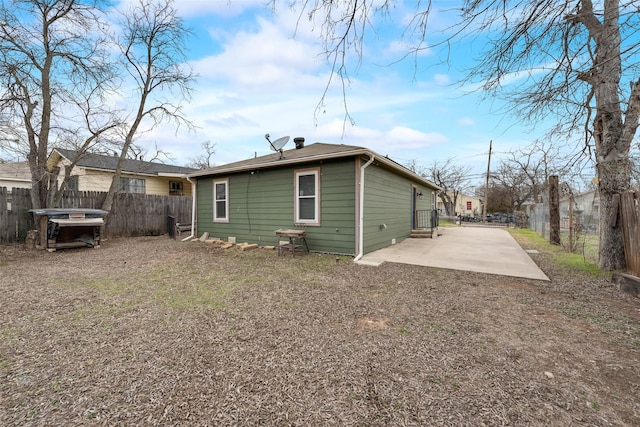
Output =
[
  {"x1": 60, "y1": 168, "x2": 191, "y2": 196},
  {"x1": 196, "y1": 158, "x2": 357, "y2": 254},
  {"x1": 362, "y1": 162, "x2": 436, "y2": 254},
  {"x1": 363, "y1": 163, "x2": 411, "y2": 254},
  {"x1": 51, "y1": 155, "x2": 193, "y2": 196}
]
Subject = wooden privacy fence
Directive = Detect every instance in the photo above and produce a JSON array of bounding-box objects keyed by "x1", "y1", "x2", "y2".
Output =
[
  {"x1": 0, "y1": 187, "x2": 33, "y2": 245},
  {"x1": 620, "y1": 191, "x2": 640, "y2": 277},
  {"x1": 0, "y1": 187, "x2": 192, "y2": 244}
]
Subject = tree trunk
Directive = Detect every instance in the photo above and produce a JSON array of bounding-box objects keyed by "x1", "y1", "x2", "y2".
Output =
[{"x1": 596, "y1": 157, "x2": 629, "y2": 270}]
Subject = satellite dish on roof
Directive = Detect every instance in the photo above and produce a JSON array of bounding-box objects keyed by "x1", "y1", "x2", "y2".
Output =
[{"x1": 265, "y1": 134, "x2": 289, "y2": 159}]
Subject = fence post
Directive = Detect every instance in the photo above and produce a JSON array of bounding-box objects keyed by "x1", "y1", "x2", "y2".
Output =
[
  {"x1": 568, "y1": 193, "x2": 574, "y2": 251},
  {"x1": 549, "y1": 175, "x2": 560, "y2": 245}
]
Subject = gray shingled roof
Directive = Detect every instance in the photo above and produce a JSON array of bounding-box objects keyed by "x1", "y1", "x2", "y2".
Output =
[
  {"x1": 189, "y1": 142, "x2": 441, "y2": 191},
  {"x1": 189, "y1": 142, "x2": 368, "y2": 177},
  {"x1": 54, "y1": 148, "x2": 197, "y2": 176},
  {"x1": 0, "y1": 161, "x2": 31, "y2": 181}
]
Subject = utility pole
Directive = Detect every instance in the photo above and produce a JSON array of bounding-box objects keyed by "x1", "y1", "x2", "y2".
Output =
[{"x1": 482, "y1": 140, "x2": 492, "y2": 222}]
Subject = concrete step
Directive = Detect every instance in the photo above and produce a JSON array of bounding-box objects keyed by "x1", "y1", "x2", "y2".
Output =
[{"x1": 410, "y1": 229, "x2": 433, "y2": 238}]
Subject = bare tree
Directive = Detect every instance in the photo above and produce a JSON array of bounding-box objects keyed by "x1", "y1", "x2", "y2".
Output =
[
  {"x1": 0, "y1": 0, "x2": 120, "y2": 212},
  {"x1": 100, "y1": 0, "x2": 194, "y2": 212},
  {"x1": 497, "y1": 139, "x2": 570, "y2": 206},
  {"x1": 490, "y1": 163, "x2": 534, "y2": 212},
  {"x1": 458, "y1": 1, "x2": 640, "y2": 270},
  {"x1": 277, "y1": 0, "x2": 639, "y2": 271},
  {"x1": 427, "y1": 158, "x2": 472, "y2": 217},
  {"x1": 186, "y1": 140, "x2": 216, "y2": 169}
]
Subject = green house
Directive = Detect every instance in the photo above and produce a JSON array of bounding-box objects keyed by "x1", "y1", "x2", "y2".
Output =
[{"x1": 188, "y1": 142, "x2": 441, "y2": 258}]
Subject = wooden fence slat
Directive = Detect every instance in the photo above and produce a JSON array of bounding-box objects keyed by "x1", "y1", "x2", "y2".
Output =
[
  {"x1": 0, "y1": 187, "x2": 8, "y2": 243},
  {"x1": 621, "y1": 191, "x2": 640, "y2": 277},
  {"x1": 0, "y1": 187, "x2": 192, "y2": 244}
]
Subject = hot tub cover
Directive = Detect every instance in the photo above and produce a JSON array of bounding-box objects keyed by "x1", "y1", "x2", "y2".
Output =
[{"x1": 29, "y1": 208, "x2": 108, "y2": 218}]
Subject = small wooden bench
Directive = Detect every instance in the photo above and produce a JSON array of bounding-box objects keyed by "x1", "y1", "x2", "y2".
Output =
[{"x1": 274, "y1": 229, "x2": 308, "y2": 256}]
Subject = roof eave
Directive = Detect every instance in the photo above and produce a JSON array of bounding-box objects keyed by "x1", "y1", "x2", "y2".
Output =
[
  {"x1": 158, "y1": 172, "x2": 189, "y2": 178},
  {"x1": 188, "y1": 145, "x2": 442, "y2": 191},
  {"x1": 188, "y1": 147, "x2": 372, "y2": 178}
]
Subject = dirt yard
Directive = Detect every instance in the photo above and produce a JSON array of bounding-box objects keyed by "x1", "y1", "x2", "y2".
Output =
[{"x1": 1, "y1": 234, "x2": 639, "y2": 426}]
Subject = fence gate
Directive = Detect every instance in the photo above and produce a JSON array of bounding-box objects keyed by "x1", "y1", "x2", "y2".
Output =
[{"x1": 620, "y1": 191, "x2": 640, "y2": 277}]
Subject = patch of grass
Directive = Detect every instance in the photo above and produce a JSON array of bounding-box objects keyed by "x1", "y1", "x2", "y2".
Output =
[
  {"x1": 438, "y1": 219, "x2": 457, "y2": 227},
  {"x1": 49, "y1": 380, "x2": 61, "y2": 392},
  {"x1": 554, "y1": 251, "x2": 604, "y2": 276},
  {"x1": 151, "y1": 278, "x2": 237, "y2": 311},
  {"x1": 509, "y1": 227, "x2": 549, "y2": 246},
  {"x1": 560, "y1": 231, "x2": 599, "y2": 263},
  {"x1": 508, "y1": 228, "x2": 608, "y2": 277},
  {"x1": 422, "y1": 322, "x2": 458, "y2": 335},
  {"x1": 84, "y1": 278, "x2": 131, "y2": 297},
  {"x1": 67, "y1": 265, "x2": 246, "y2": 313},
  {"x1": 0, "y1": 326, "x2": 18, "y2": 343},
  {"x1": 86, "y1": 409, "x2": 100, "y2": 419}
]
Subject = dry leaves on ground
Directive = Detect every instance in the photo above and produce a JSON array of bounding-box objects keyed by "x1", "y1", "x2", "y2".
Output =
[{"x1": 1, "y1": 235, "x2": 639, "y2": 426}]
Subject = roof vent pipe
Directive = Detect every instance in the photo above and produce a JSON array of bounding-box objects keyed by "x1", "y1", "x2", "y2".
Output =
[{"x1": 294, "y1": 137, "x2": 305, "y2": 149}]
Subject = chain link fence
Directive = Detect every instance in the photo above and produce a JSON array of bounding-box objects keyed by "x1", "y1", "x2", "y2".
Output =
[{"x1": 525, "y1": 190, "x2": 600, "y2": 263}]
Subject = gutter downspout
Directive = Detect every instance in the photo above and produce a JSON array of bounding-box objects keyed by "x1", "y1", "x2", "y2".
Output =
[
  {"x1": 354, "y1": 155, "x2": 375, "y2": 261},
  {"x1": 181, "y1": 176, "x2": 197, "y2": 242}
]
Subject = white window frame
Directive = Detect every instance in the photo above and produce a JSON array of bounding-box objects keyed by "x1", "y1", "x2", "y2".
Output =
[
  {"x1": 118, "y1": 177, "x2": 145, "y2": 194},
  {"x1": 169, "y1": 180, "x2": 183, "y2": 196},
  {"x1": 213, "y1": 179, "x2": 229, "y2": 223},
  {"x1": 294, "y1": 168, "x2": 320, "y2": 226}
]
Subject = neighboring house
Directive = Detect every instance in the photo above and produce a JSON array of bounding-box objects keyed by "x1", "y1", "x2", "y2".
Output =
[
  {"x1": 47, "y1": 148, "x2": 197, "y2": 196},
  {"x1": 559, "y1": 189, "x2": 600, "y2": 232},
  {"x1": 0, "y1": 161, "x2": 31, "y2": 190},
  {"x1": 456, "y1": 193, "x2": 483, "y2": 217},
  {"x1": 0, "y1": 161, "x2": 32, "y2": 210},
  {"x1": 559, "y1": 189, "x2": 600, "y2": 219},
  {"x1": 188, "y1": 141, "x2": 441, "y2": 257},
  {"x1": 437, "y1": 191, "x2": 482, "y2": 217}
]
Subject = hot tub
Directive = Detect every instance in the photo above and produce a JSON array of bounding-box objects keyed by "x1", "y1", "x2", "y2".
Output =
[{"x1": 29, "y1": 208, "x2": 108, "y2": 251}]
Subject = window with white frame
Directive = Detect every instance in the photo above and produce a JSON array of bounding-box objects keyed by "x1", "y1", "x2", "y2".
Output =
[
  {"x1": 295, "y1": 169, "x2": 320, "y2": 225},
  {"x1": 169, "y1": 180, "x2": 183, "y2": 196},
  {"x1": 118, "y1": 177, "x2": 145, "y2": 194},
  {"x1": 213, "y1": 179, "x2": 229, "y2": 222}
]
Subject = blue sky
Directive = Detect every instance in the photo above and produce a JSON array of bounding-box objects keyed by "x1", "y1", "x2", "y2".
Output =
[{"x1": 125, "y1": 0, "x2": 554, "y2": 182}]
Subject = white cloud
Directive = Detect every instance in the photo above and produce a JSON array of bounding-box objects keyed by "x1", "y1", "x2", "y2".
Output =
[
  {"x1": 433, "y1": 73, "x2": 449, "y2": 85},
  {"x1": 388, "y1": 126, "x2": 447, "y2": 146},
  {"x1": 116, "y1": 0, "x2": 267, "y2": 18},
  {"x1": 191, "y1": 17, "x2": 328, "y2": 92},
  {"x1": 457, "y1": 117, "x2": 475, "y2": 126},
  {"x1": 106, "y1": 1, "x2": 554, "y2": 179}
]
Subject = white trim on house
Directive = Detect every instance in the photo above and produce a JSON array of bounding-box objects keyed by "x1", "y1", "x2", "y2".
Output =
[
  {"x1": 213, "y1": 178, "x2": 229, "y2": 223},
  {"x1": 294, "y1": 167, "x2": 321, "y2": 226}
]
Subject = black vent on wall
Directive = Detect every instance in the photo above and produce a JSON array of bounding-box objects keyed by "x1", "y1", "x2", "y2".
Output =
[{"x1": 294, "y1": 137, "x2": 305, "y2": 149}]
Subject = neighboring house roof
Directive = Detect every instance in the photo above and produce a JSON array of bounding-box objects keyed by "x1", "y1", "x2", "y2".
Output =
[
  {"x1": 189, "y1": 142, "x2": 441, "y2": 190},
  {"x1": 51, "y1": 148, "x2": 197, "y2": 177},
  {"x1": 0, "y1": 161, "x2": 31, "y2": 183}
]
